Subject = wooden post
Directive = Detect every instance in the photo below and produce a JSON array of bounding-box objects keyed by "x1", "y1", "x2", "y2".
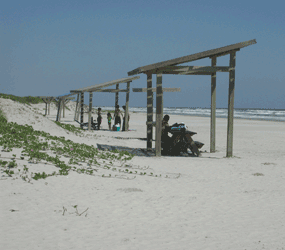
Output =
[
  {"x1": 74, "y1": 94, "x2": 79, "y2": 121},
  {"x1": 227, "y1": 51, "x2": 236, "y2": 157},
  {"x1": 56, "y1": 98, "x2": 62, "y2": 122},
  {"x1": 125, "y1": 81, "x2": 130, "y2": 131},
  {"x1": 48, "y1": 98, "x2": 52, "y2": 115},
  {"x1": 80, "y1": 92, "x2": 84, "y2": 129},
  {"x1": 210, "y1": 56, "x2": 217, "y2": 153},
  {"x1": 43, "y1": 98, "x2": 48, "y2": 116},
  {"x1": 146, "y1": 73, "x2": 153, "y2": 151},
  {"x1": 115, "y1": 84, "x2": 119, "y2": 107},
  {"x1": 88, "y1": 92, "x2": 93, "y2": 131},
  {"x1": 62, "y1": 98, "x2": 65, "y2": 118},
  {"x1": 76, "y1": 94, "x2": 81, "y2": 121},
  {"x1": 155, "y1": 73, "x2": 163, "y2": 156}
]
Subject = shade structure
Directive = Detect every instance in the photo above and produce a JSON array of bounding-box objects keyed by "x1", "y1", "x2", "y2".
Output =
[
  {"x1": 70, "y1": 76, "x2": 140, "y2": 131},
  {"x1": 128, "y1": 39, "x2": 257, "y2": 157}
]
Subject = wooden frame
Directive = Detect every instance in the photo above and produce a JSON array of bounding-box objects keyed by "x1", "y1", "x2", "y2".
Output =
[
  {"x1": 70, "y1": 76, "x2": 140, "y2": 131},
  {"x1": 128, "y1": 39, "x2": 257, "y2": 157}
]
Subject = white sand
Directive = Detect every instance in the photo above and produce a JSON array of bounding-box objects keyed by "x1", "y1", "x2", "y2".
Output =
[{"x1": 1, "y1": 98, "x2": 285, "y2": 250}]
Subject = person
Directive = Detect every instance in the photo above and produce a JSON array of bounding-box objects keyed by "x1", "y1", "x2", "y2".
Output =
[
  {"x1": 107, "y1": 112, "x2": 112, "y2": 130},
  {"x1": 122, "y1": 105, "x2": 130, "y2": 131},
  {"x1": 113, "y1": 105, "x2": 123, "y2": 130},
  {"x1": 97, "y1": 108, "x2": 102, "y2": 130},
  {"x1": 161, "y1": 115, "x2": 172, "y2": 154}
]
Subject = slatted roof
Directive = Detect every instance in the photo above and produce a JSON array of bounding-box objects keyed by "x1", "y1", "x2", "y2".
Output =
[
  {"x1": 128, "y1": 39, "x2": 256, "y2": 75},
  {"x1": 70, "y1": 76, "x2": 140, "y2": 93}
]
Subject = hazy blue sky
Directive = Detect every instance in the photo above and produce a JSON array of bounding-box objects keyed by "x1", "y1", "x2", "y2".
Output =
[{"x1": 1, "y1": 0, "x2": 284, "y2": 109}]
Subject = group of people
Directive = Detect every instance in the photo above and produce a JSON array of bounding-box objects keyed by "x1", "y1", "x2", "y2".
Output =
[{"x1": 95, "y1": 105, "x2": 130, "y2": 131}]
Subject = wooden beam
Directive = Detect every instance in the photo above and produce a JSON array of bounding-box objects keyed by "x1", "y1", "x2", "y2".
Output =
[
  {"x1": 147, "y1": 73, "x2": 153, "y2": 151},
  {"x1": 124, "y1": 82, "x2": 130, "y2": 131},
  {"x1": 179, "y1": 66, "x2": 230, "y2": 75},
  {"x1": 115, "y1": 84, "x2": 119, "y2": 107},
  {"x1": 74, "y1": 94, "x2": 79, "y2": 121},
  {"x1": 133, "y1": 88, "x2": 181, "y2": 92},
  {"x1": 56, "y1": 98, "x2": 62, "y2": 122},
  {"x1": 149, "y1": 66, "x2": 230, "y2": 75},
  {"x1": 62, "y1": 98, "x2": 65, "y2": 118},
  {"x1": 210, "y1": 56, "x2": 217, "y2": 153},
  {"x1": 226, "y1": 51, "x2": 236, "y2": 157},
  {"x1": 80, "y1": 92, "x2": 84, "y2": 129},
  {"x1": 70, "y1": 76, "x2": 140, "y2": 93},
  {"x1": 88, "y1": 92, "x2": 93, "y2": 131},
  {"x1": 155, "y1": 74, "x2": 163, "y2": 156},
  {"x1": 95, "y1": 89, "x2": 128, "y2": 93},
  {"x1": 128, "y1": 39, "x2": 256, "y2": 75}
]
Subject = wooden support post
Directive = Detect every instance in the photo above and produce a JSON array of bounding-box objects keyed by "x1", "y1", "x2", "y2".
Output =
[
  {"x1": 88, "y1": 92, "x2": 93, "y2": 131},
  {"x1": 210, "y1": 56, "x2": 217, "y2": 153},
  {"x1": 115, "y1": 84, "x2": 119, "y2": 107},
  {"x1": 43, "y1": 98, "x2": 48, "y2": 116},
  {"x1": 48, "y1": 98, "x2": 52, "y2": 115},
  {"x1": 62, "y1": 98, "x2": 65, "y2": 118},
  {"x1": 227, "y1": 51, "x2": 236, "y2": 157},
  {"x1": 125, "y1": 82, "x2": 130, "y2": 131},
  {"x1": 146, "y1": 73, "x2": 153, "y2": 151},
  {"x1": 155, "y1": 73, "x2": 163, "y2": 156},
  {"x1": 56, "y1": 98, "x2": 62, "y2": 122},
  {"x1": 74, "y1": 94, "x2": 79, "y2": 120},
  {"x1": 80, "y1": 92, "x2": 84, "y2": 129},
  {"x1": 76, "y1": 94, "x2": 81, "y2": 121}
]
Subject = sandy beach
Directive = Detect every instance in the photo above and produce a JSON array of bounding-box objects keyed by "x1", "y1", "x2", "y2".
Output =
[{"x1": 1, "y1": 98, "x2": 285, "y2": 250}]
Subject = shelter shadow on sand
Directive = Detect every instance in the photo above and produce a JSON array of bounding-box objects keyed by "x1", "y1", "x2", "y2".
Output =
[{"x1": 97, "y1": 144, "x2": 201, "y2": 157}]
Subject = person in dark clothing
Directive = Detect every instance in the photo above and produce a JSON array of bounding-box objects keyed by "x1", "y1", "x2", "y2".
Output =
[
  {"x1": 97, "y1": 108, "x2": 102, "y2": 130},
  {"x1": 113, "y1": 105, "x2": 123, "y2": 130},
  {"x1": 161, "y1": 115, "x2": 172, "y2": 154}
]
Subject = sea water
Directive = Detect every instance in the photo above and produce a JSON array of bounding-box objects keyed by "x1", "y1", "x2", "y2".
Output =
[{"x1": 97, "y1": 106, "x2": 285, "y2": 122}]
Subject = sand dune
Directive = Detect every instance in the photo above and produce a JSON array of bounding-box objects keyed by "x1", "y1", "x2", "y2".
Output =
[{"x1": 1, "y1": 98, "x2": 285, "y2": 250}]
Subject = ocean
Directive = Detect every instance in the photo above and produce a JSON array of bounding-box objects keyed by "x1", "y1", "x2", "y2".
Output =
[{"x1": 96, "y1": 106, "x2": 285, "y2": 122}]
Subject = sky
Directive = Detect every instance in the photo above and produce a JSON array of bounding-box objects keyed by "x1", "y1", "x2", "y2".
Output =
[{"x1": 1, "y1": 0, "x2": 284, "y2": 109}]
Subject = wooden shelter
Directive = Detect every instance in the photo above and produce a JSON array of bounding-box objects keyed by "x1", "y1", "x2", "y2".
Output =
[
  {"x1": 128, "y1": 39, "x2": 257, "y2": 157},
  {"x1": 70, "y1": 76, "x2": 140, "y2": 131},
  {"x1": 38, "y1": 96, "x2": 55, "y2": 116},
  {"x1": 55, "y1": 93, "x2": 77, "y2": 122}
]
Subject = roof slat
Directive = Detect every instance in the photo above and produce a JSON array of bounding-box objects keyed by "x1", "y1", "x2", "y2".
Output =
[
  {"x1": 128, "y1": 39, "x2": 256, "y2": 75},
  {"x1": 70, "y1": 76, "x2": 140, "y2": 93}
]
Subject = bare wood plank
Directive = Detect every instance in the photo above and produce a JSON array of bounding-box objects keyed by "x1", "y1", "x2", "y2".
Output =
[
  {"x1": 95, "y1": 89, "x2": 128, "y2": 93},
  {"x1": 147, "y1": 73, "x2": 153, "y2": 151},
  {"x1": 62, "y1": 97, "x2": 65, "y2": 118},
  {"x1": 226, "y1": 51, "x2": 236, "y2": 157},
  {"x1": 125, "y1": 82, "x2": 130, "y2": 131},
  {"x1": 133, "y1": 88, "x2": 181, "y2": 92},
  {"x1": 56, "y1": 98, "x2": 62, "y2": 122},
  {"x1": 128, "y1": 39, "x2": 256, "y2": 75},
  {"x1": 150, "y1": 66, "x2": 230, "y2": 75},
  {"x1": 70, "y1": 76, "x2": 140, "y2": 93},
  {"x1": 155, "y1": 74, "x2": 163, "y2": 156},
  {"x1": 88, "y1": 92, "x2": 93, "y2": 131},
  {"x1": 115, "y1": 84, "x2": 119, "y2": 107},
  {"x1": 210, "y1": 56, "x2": 217, "y2": 153},
  {"x1": 74, "y1": 94, "x2": 79, "y2": 121},
  {"x1": 80, "y1": 92, "x2": 84, "y2": 129}
]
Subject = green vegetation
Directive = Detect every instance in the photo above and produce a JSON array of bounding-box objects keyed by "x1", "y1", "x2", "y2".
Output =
[
  {"x1": 54, "y1": 121, "x2": 83, "y2": 134},
  {"x1": 0, "y1": 93, "x2": 44, "y2": 105},
  {"x1": 0, "y1": 95, "x2": 178, "y2": 181}
]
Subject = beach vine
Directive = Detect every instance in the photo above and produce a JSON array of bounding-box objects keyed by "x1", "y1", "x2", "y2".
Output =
[{"x1": 0, "y1": 98, "x2": 179, "y2": 182}]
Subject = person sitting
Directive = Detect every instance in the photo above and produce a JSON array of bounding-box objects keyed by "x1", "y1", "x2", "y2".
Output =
[{"x1": 161, "y1": 115, "x2": 172, "y2": 154}]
